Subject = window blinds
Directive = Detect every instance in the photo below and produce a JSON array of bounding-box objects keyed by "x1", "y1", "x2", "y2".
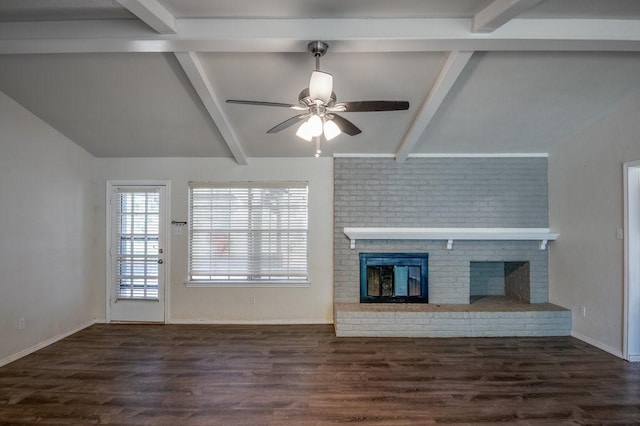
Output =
[
  {"x1": 188, "y1": 182, "x2": 308, "y2": 282},
  {"x1": 115, "y1": 188, "x2": 160, "y2": 299}
]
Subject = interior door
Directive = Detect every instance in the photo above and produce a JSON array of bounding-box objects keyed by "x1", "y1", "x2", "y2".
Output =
[
  {"x1": 627, "y1": 165, "x2": 640, "y2": 361},
  {"x1": 108, "y1": 185, "x2": 166, "y2": 322}
]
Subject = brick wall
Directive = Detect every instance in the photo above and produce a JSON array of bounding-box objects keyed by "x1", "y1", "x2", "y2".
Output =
[{"x1": 333, "y1": 157, "x2": 549, "y2": 304}]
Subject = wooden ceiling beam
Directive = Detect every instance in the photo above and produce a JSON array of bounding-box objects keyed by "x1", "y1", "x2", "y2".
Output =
[
  {"x1": 1, "y1": 18, "x2": 640, "y2": 54},
  {"x1": 116, "y1": 0, "x2": 177, "y2": 34},
  {"x1": 174, "y1": 52, "x2": 248, "y2": 165},
  {"x1": 473, "y1": 0, "x2": 543, "y2": 33},
  {"x1": 395, "y1": 51, "x2": 473, "y2": 162}
]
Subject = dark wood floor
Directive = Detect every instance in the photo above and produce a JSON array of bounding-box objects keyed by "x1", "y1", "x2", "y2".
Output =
[{"x1": 1, "y1": 324, "x2": 639, "y2": 425}]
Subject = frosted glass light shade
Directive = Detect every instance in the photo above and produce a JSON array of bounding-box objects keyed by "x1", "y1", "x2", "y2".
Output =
[
  {"x1": 309, "y1": 71, "x2": 333, "y2": 103},
  {"x1": 307, "y1": 114, "x2": 323, "y2": 137},
  {"x1": 296, "y1": 120, "x2": 313, "y2": 141},
  {"x1": 323, "y1": 119, "x2": 342, "y2": 141}
]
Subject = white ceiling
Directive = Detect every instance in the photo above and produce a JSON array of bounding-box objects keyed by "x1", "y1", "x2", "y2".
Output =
[{"x1": 0, "y1": 0, "x2": 639, "y2": 162}]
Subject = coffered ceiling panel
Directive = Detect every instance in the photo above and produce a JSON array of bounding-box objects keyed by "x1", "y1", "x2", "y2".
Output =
[
  {"x1": 521, "y1": 0, "x2": 640, "y2": 20},
  {"x1": 202, "y1": 51, "x2": 446, "y2": 157},
  {"x1": 0, "y1": 53, "x2": 231, "y2": 157},
  {"x1": 414, "y1": 51, "x2": 640, "y2": 153},
  {"x1": 0, "y1": 0, "x2": 134, "y2": 22}
]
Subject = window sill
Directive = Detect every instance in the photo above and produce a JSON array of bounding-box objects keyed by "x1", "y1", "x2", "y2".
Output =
[
  {"x1": 115, "y1": 297, "x2": 159, "y2": 302},
  {"x1": 185, "y1": 280, "x2": 310, "y2": 288}
]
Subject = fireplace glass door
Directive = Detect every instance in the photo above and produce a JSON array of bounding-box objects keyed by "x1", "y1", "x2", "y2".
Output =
[{"x1": 360, "y1": 253, "x2": 428, "y2": 303}]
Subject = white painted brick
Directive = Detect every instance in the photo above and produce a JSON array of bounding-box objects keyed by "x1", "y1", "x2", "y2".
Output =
[
  {"x1": 333, "y1": 157, "x2": 559, "y2": 335},
  {"x1": 335, "y1": 307, "x2": 571, "y2": 338}
]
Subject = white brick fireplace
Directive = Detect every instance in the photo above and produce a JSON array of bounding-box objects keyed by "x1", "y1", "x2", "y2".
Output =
[{"x1": 333, "y1": 157, "x2": 571, "y2": 337}]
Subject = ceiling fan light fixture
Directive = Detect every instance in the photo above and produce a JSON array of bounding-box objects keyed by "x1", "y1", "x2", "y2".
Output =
[
  {"x1": 323, "y1": 119, "x2": 341, "y2": 141},
  {"x1": 309, "y1": 70, "x2": 333, "y2": 103}
]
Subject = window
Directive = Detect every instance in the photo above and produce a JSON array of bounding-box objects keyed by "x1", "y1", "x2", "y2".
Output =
[
  {"x1": 188, "y1": 182, "x2": 308, "y2": 284},
  {"x1": 114, "y1": 188, "x2": 160, "y2": 299}
]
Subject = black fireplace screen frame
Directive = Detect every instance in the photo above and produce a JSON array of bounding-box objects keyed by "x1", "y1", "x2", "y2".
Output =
[{"x1": 359, "y1": 253, "x2": 428, "y2": 303}]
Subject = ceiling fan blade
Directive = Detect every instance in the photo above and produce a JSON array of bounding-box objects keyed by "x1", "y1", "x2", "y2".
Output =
[
  {"x1": 226, "y1": 99, "x2": 299, "y2": 108},
  {"x1": 309, "y1": 71, "x2": 333, "y2": 103},
  {"x1": 331, "y1": 114, "x2": 362, "y2": 136},
  {"x1": 266, "y1": 114, "x2": 308, "y2": 133},
  {"x1": 338, "y1": 101, "x2": 410, "y2": 112}
]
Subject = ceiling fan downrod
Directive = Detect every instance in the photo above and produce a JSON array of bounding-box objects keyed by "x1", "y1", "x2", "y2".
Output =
[{"x1": 307, "y1": 40, "x2": 328, "y2": 71}]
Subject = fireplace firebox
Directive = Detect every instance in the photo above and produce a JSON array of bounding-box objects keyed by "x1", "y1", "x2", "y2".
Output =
[{"x1": 360, "y1": 253, "x2": 428, "y2": 303}]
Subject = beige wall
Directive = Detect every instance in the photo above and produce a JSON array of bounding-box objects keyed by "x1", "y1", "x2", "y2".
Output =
[
  {"x1": 549, "y1": 91, "x2": 640, "y2": 355},
  {"x1": 92, "y1": 157, "x2": 334, "y2": 324},
  {"x1": 0, "y1": 88, "x2": 333, "y2": 365},
  {"x1": 0, "y1": 92, "x2": 96, "y2": 365}
]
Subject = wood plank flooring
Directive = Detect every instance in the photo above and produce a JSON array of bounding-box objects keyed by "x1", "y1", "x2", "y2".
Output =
[{"x1": 0, "y1": 324, "x2": 639, "y2": 425}]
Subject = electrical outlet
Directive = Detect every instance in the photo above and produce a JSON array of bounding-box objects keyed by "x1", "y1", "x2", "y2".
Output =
[
  {"x1": 18, "y1": 318, "x2": 25, "y2": 330},
  {"x1": 579, "y1": 306, "x2": 586, "y2": 317},
  {"x1": 616, "y1": 228, "x2": 624, "y2": 240},
  {"x1": 250, "y1": 295, "x2": 256, "y2": 304}
]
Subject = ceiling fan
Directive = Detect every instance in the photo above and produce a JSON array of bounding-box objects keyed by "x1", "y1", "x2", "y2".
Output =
[{"x1": 226, "y1": 41, "x2": 410, "y2": 156}]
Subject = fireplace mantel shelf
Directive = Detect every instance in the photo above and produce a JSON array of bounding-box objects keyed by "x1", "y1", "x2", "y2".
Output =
[{"x1": 343, "y1": 227, "x2": 559, "y2": 250}]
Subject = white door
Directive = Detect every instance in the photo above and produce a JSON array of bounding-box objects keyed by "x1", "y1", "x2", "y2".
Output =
[
  {"x1": 626, "y1": 164, "x2": 640, "y2": 361},
  {"x1": 108, "y1": 185, "x2": 167, "y2": 322}
]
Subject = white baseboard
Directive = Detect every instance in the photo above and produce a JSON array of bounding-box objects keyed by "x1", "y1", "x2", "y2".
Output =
[
  {"x1": 0, "y1": 319, "x2": 97, "y2": 368},
  {"x1": 571, "y1": 331, "x2": 624, "y2": 359},
  {"x1": 628, "y1": 354, "x2": 640, "y2": 362},
  {"x1": 168, "y1": 318, "x2": 333, "y2": 325}
]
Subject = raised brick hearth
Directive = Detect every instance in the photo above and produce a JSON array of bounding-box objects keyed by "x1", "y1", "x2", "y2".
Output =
[{"x1": 335, "y1": 297, "x2": 571, "y2": 337}]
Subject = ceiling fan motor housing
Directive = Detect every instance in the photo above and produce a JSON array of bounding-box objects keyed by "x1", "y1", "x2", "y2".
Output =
[{"x1": 298, "y1": 88, "x2": 337, "y2": 106}]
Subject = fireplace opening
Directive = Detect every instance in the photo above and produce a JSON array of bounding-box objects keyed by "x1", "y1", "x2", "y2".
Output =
[
  {"x1": 360, "y1": 253, "x2": 428, "y2": 303},
  {"x1": 469, "y1": 261, "x2": 530, "y2": 303}
]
